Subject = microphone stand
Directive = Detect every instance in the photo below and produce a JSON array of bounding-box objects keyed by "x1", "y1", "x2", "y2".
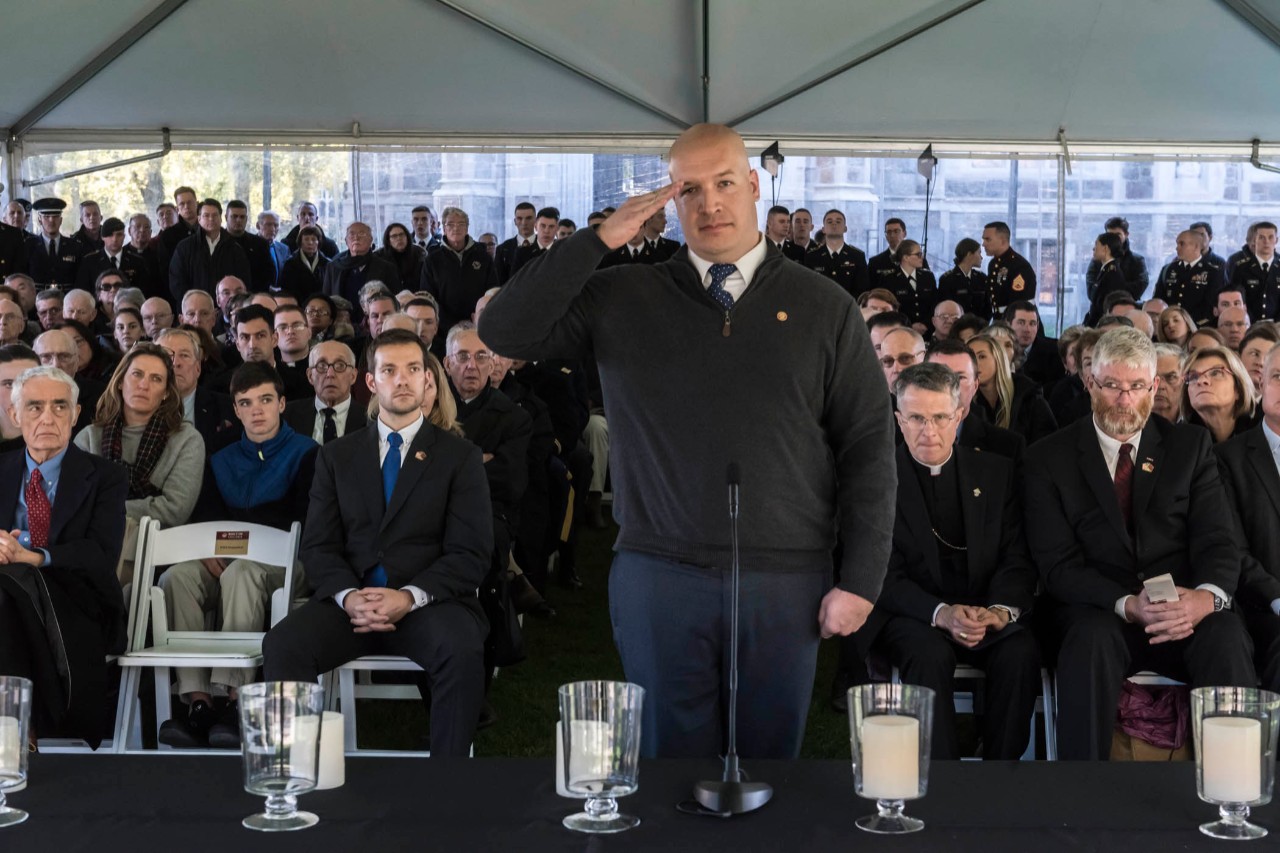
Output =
[{"x1": 693, "y1": 464, "x2": 773, "y2": 815}]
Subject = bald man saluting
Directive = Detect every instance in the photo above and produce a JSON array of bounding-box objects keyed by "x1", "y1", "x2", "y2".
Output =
[{"x1": 480, "y1": 124, "x2": 895, "y2": 759}]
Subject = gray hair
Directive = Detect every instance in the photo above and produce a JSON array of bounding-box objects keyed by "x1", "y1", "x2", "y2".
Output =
[
  {"x1": 64, "y1": 288, "x2": 95, "y2": 309},
  {"x1": 308, "y1": 340, "x2": 356, "y2": 367},
  {"x1": 1153, "y1": 342, "x2": 1187, "y2": 372},
  {"x1": 359, "y1": 280, "x2": 392, "y2": 303},
  {"x1": 440, "y1": 206, "x2": 469, "y2": 227},
  {"x1": 114, "y1": 287, "x2": 145, "y2": 310},
  {"x1": 446, "y1": 320, "x2": 478, "y2": 355},
  {"x1": 36, "y1": 288, "x2": 62, "y2": 304},
  {"x1": 182, "y1": 289, "x2": 214, "y2": 311},
  {"x1": 893, "y1": 362, "x2": 961, "y2": 407},
  {"x1": 11, "y1": 365, "x2": 79, "y2": 409},
  {"x1": 153, "y1": 327, "x2": 203, "y2": 361},
  {"x1": 1091, "y1": 327, "x2": 1157, "y2": 377}
]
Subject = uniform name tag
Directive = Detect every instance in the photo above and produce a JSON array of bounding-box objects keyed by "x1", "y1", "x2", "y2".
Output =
[{"x1": 214, "y1": 530, "x2": 250, "y2": 556}]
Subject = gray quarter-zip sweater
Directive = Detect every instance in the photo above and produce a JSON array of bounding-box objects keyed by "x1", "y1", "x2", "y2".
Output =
[{"x1": 478, "y1": 227, "x2": 895, "y2": 601}]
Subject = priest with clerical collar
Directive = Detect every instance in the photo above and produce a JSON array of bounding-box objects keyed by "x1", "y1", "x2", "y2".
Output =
[{"x1": 862, "y1": 361, "x2": 1041, "y2": 760}]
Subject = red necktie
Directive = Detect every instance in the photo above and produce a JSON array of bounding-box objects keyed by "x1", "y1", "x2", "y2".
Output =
[
  {"x1": 26, "y1": 468, "x2": 51, "y2": 549},
  {"x1": 1114, "y1": 443, "x2": 1134, "y2": 533}
]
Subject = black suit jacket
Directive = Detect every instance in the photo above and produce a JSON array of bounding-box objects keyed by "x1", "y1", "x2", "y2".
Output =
[
  {"x1": 301, "y1": 421, "x2": 492, "y2": 609},
  {"x1": 1216, "y1": 426, "x2": 1280, "y2": 610},
  {"x1": 1024, "y1": 415, "x2": 1241, "y2": 611},
  {"x1": 878, "y1": 445, "x2": 1035, "y2": 625},
  {"x1": 284, "y1": 397, "x2": 368, "y2": 442},
  {"x1": 958, "y1": 409, "x2": 1026, "y2": 465},
  {"x1": 192, "y1": 386, "x2": 237, "y2": 453},
  {"x1": 0, "y1": 445, "x2": 128, "y2": 651}
]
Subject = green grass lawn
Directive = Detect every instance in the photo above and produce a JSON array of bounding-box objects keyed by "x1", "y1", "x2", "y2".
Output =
[{"x1": 355, "y1": 520, "x2": 854, "y2": 759}]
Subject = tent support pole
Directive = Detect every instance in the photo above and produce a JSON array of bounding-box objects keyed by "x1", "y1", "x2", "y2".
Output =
[{"x1": 1219, "y1": 0, "x2": 1280, "y2": 49}]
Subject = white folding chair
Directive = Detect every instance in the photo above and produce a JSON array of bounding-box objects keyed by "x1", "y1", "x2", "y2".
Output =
[
  {"x1": 114, "y1": 517, "x2": 302, "y2": 754},
  {"x1": 891, "y1": 664, "x2": 1056, "y2": 761},
  {"x1": 36, "y1": 522, "x2": 152, "y2": 754}
]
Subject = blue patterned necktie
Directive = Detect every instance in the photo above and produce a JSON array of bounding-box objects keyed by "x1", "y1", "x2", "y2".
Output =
[
  {"x1": 708, "y1": 263, "x2": 737, "y2": 311},
  {"x1": 365, "y1": 431, "x2": 403, "y2": 587}
]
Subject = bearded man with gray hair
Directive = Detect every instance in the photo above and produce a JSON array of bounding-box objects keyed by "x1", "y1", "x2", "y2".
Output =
[{"x1": 1024, "y1": 327, "x2": 1256, "y2": 760}]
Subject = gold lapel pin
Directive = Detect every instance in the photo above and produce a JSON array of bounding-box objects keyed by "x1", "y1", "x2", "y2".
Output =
[
  {"x1": 777, "y1": 311, "x2": 788, "y2": 322},
  {"x1": 414, "y1": 450, "x2": 427, "y2": 461},
  {"x1": 1141, "y1": 460, "x2": 1154, "y2": 473},
  {"x1": 973, "y1": 488, "x2": 982, "y2": 497}
]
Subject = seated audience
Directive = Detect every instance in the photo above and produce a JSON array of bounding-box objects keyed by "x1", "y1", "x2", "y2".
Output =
[
  {"x1": 0, "y1": 365, "x2": 128, "y2": 749},
  {"x1": 857, "y1": 288, "x2": 899, "y2": 320},
  {"x1": 1049, "y1": 328, "x2": 1103, "y2": 427},
  {"x1": 263, "y1": 329, "x2": 492, "y2": 758},
  {"x1": 1217, "y1": 343, "x2": 1280, "y2": 692},
  {"x1": 1025, "y1": 328, "x2": 1255, "y2": 761},
  {"x1": 1239, "y1": 323, "x2": 1280, "y2": 393},
  {"x1": 0, "y1": 345, "x2": 40, "y2": 452},
  {"x1": 153, "y1": 327, "x2": 236, "y2": 451},
  {"x1": 868, "y1": 363, "x2": 1038, "y2": 760},
  {"x1": 140, "y1": 296, "x2": 175, "y2": 341},
  {"x1": 74, "y1": 342, "x2": 206, "y2": 531},
  {"x1": 951, "y1": 313, "x2": 988, "y2": 344},
  {"x1": 112, "y1": 306, "x2": 144, "y2": 355},
  {"x1": 157, "y1": 362, "x2": 318, "y2": 748},
  {"x1": 1156, "y1": 306, "x2": 1195, "y2": 348},
  {"x1": 1004, "y1": 300, "x2": 1065, "y2": 390},
  {"x1": 322, "y1": 222, "x2": 400, "y2": 321},
  {"x1": 1187, "y1": 326, "x2": 1226, "y2": 355},
  {"x1": 1181, "y1": 344, "x2": 1259, "y2": 443},
  {"x1": 930, "y1": 300, "x2": 963, "y2": 340},
  {"x1": 970, "y1": 333, "x2": 1057, "y2": 443},
  {"x1": 925, "y1": 338, "x2": 1025, "y2": 463},
  {"x1": 878, "y1": 327, "x2": 926, "y2": 391},
  {"x1": 284, "y1": 340, "x2": 367, "y2": 443},
  {"x1": 1152, "y1": 342, "x2": 1187, "y2": 424},
  {"x1": 35, "y1": 327, "x2": 103, "y2": 432}
]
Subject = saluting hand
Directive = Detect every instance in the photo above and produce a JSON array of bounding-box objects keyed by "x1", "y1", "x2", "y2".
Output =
[{"x1": 595, "y1": 183, "x2": 679, "y2": 251}]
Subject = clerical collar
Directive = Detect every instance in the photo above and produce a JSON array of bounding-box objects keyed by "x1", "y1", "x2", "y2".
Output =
[{"x1": 910, "y1": 449, "x2": 953, "y2": 476}]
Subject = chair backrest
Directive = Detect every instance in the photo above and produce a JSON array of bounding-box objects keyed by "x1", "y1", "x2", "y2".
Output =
[{"x1": 130, "y1": 517, "x2": 302, "y2": 648}]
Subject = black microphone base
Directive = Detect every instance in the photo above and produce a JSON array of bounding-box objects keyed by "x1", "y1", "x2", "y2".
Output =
[{"x1": 693, "y1": 780, "x2": 773, "y2": 815}]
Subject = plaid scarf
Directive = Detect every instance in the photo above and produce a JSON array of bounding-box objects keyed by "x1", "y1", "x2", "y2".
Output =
[{"x1": 101, "y1": 413, "x2": 171, "y2": 499}]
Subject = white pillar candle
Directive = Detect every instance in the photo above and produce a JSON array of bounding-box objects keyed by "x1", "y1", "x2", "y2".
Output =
[
  {"x1": 861, "y1": 715, "x2": 920, "y2": 800},
  {"x1": 561, "y1": 720, "x2": 611, "y2": 793},
  {"x1": 316, "y1": 711, "x2": 344, "y2": 790},
  {"x1": 288, "y1": 714, "x2": 321, "y2": 781},
  {"x1": 0, "y1": 717, "x2": 20, "y2": 778},
  {"x1": 1202, "y1": 716, "x2": 1262, "y2": 803},
  {"x1": 554, "y1": 723, "x2": 580, "y2": 798}
]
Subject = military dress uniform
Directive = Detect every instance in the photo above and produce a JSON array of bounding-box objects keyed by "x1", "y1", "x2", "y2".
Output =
[
  {"x1": 937, "y1": 267, "x2": 991, "y2": 321},
  {"x1": 886, "y1": 267, "x2": 938, "y2": 328},
  {"x1": 869, "y1": 248, "x2": 929, "y2": 284},
  {"x1": 781, "y1": 239, "x2": 814, "y2": 264},
  {"x1": 598, "y1": 241, "x2": 654, "y2": 269},
  {"x1": 26, "y1": 233, "x2": 85, "y2": 287},
  {"x1": 1153, "y1": 259, "x2": 1223, "y2": 326},
  {"x1": 0, "y1": 223, "x2": 27, "y2": 282},
  {"x1": 986, "y1": 248, "x2": 1037, "y2": 314},
  {"x1": 75, "y1": 246, "x2": 153, "y2": 296},
  {"x1": 648, "y1": 236, "x2": 681, "y2": 263},
  {"x1": 1230, "y1": 256, "x2": 1280, "y2": 321},
  {"x1": 804, "y1": 242, "x2": 870, "y2": 298}
]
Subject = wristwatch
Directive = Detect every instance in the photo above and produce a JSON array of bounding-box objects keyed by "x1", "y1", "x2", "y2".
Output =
[{"x1": 1212, "y1": 593, "x2": 1227, "y2": 613}]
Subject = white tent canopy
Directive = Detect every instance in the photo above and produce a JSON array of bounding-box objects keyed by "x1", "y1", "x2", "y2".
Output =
[{"x1": 6, "y1": 0, "x2": 1280, "y2": 152}]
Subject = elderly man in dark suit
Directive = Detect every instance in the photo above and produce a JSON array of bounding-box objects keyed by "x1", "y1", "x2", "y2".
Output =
[
  {"x1": 283, "y1": 340, "x2": 368, "y2": 444},
  {"x1": 869, "y1": 363, "x2": 1039, "y2": 760},
  {"x1": 0, "y1": 365, "x2": 127, "y2": 749},
  {"x1": 1025, "y1": 327, "x2": 1256, "y2": 760},
  {"x1": 263, "y1": 329, "x2": 491, "y2": 756},
  {"x1": 1218, "y1": 343, "x2": 1280, "y2": 692}
]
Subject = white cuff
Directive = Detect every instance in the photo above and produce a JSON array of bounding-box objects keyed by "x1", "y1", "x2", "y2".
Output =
[
  {"x1": 402, "y1": 585, "x2": 432, "y2": 610},
  {"x1": 931, "y1": 603, "x2": 947, "y2": 628},
  {"x1": 1196, "y1": 584, "x2": 1230, "y2": 608},
  {"x1": 1116, "y1": 595, "x2": 1133, "y2": 622},
  {"x1": 1271, "y1": 598, "x2": 1280, "y2": 617},
  {"x1": 334, "y1": 588, "x2": 357, "y2": 609},
  {"x1": 988, "y1": 604, "x2": 1020, "y2": 622}
]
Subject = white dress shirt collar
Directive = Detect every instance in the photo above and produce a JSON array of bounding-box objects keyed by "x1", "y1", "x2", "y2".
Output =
[
  {"x1": 1092, "y1": 417, "x2": 1142, "y2": 480},
  {"x1": 376, "y1": 413, "x2": 425, "y2": 466},
  {"x1": 687, "y1": 232, "x2": 767, "y2": 301}
]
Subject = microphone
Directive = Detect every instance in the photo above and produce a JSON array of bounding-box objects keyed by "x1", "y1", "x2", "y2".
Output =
[{"x1": 693, "y1": 463, "x2": 773, "y2": 815}]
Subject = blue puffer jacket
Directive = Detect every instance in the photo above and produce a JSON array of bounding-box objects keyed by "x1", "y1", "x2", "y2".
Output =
[{"x1": 210, "y1": 424, "x2": 318, "y2": 523}]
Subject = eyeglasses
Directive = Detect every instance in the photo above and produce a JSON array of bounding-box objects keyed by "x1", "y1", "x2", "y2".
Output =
[
  {"x1": 1092, "y1": 378, "x2": 1152, "y2": 396},
  {"x1": 880, "y1": 353, "x2": 922, "y2": 369},
  {"x1": 450, "y1": 351, "x2": 493, "y2": 366},
  {"x1": 275, "y1": 322, "x2": 307, "y2": 333},
  {"x1": 98, "y1": 282, "x2": 121, "y2": 292},
  {"x1": 305, "y1": 307, "x2": 331, "y2": 317},
  {"x1": 1186, "y1": 366, "x2": 1230, "y2": 384},
  {"x1": 934, "y1": 313, "x2": 961, "y2": 322},
  {"x1": 40, "y1": 353, "x2": 76, "y2": 365},
  {"x1": 311, "y1": 360, "x2": 351, "y2": 374},
  {"x1": 1158, "y1": 371, "x2": 1182, "y2": 386},
  {"x1": 901, "y1": 411, "x2": 958, "y2": 431}
]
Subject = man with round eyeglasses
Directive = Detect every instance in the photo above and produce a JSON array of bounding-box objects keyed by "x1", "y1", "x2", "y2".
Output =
[{"x1": 284, "y1": 340, "x2": 366, "y2": 444}]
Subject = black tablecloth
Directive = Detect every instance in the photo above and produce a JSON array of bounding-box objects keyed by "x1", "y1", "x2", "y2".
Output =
[{"x1": 3, "y1": 756, "x2": 1275, "y2": 852}]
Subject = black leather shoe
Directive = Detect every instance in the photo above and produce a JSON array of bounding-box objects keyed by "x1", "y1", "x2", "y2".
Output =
[
  {"x1": 207, "y1": 700, "x2": 241, "y2": 749},
  {"x1": 158, "y1": 699, "x2": 217, "y2": 748}
]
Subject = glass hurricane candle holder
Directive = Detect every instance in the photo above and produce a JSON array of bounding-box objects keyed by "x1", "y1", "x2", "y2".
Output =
[
  {"x1": 849, "y1": 682, "x2": 935, "y2": 835},
  {"x1": 1192, "y1": 686, "x2": 1280, "y2": 840},
  {"x1": 558, "y1": 680, "x2": 645, "y2": 834},
  {"x1": 238, "y1": 681, "x2": 325, "y2": 832}
]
